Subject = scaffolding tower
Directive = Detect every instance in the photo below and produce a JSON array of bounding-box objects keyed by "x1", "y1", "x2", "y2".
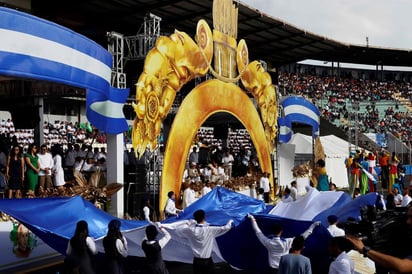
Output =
[
  {"x1": 107, "y1": 13, "x2": 162, "y2": 89},
  {"x1": 107, "y1": 13, "x2": 162, "y2": 219},
  {"x1": 107, "y1": 31, "x2": 126, "y2": 89},
  {"x1": 124, "y1": 13, "x2": 162, "y2": 62}
]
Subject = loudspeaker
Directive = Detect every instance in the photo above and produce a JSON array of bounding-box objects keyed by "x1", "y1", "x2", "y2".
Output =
[
  {"x1": 214, "y1": 125, "x2": 228, "y2": 140},
  {"x1": 10, "y1": 106, "x2": 40, "y2": 129}
]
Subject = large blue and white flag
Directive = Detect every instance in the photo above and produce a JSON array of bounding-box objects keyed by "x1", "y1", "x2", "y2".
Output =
[
  {"x1": 0, "y1": 7, "x2": 129, "y2": 134},
  {"x1": 0, "y1": 187, "x2": 379, "y2": 274},
  {"x1": 278, "y1": 96, "x2": 320, "y2": 143}
]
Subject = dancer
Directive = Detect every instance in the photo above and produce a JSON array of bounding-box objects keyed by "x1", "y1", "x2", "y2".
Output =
[
  {"x1": 103, "y1": 219, "x2": 128, "y2": 274},
  {"x1": 65, "y1": 220, "x2": 98, "y2": 274},
  {"x1": 164, "y1": 191, "x2": 182, "y2": 218},
  {"x1": 248, "y1": 214, "x2": 320, "y2": 273},
  {"x1": 278, "y1": 235, "x2": 312, "y2": 274},
  {"x1": 142, "y1": 222, "x2": 171, "y2": 274},
  {"x1": 176, "y1": 209, "x2": 233, "y2": 274}
]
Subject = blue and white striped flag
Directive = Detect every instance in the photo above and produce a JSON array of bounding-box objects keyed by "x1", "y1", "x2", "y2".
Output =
[
  {"x1": 0, "y1": 7, "x2": 129, "y2": 134},
  {"x1": 278, "y1": 96, "x2": 320, "y2": 143}
]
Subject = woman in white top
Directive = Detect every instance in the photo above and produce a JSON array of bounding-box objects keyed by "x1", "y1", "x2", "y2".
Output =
[
  {"x1": 65, "y1": 220, "x2": 98, "y2": 274},
  {"x1": 103, "y1": 219, "x2": 128, "y2": 274},
  {"x1": 51, "y1": 144, "x2": 65, "y2": 194}
]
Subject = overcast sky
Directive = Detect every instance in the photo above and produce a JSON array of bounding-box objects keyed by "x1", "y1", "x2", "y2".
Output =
[{"x1": 241, "y1": 0, "x2": 412, "y2": 50}]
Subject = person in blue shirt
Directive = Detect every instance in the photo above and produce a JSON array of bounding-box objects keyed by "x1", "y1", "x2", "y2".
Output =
[{"x1": 278, "y1": 235, "x2": 312, "y2": 274}]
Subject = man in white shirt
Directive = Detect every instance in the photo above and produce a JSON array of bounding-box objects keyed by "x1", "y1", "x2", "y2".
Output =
[
  {"x1": 248, "y1": 214, "x2": 320, "y2": 272},
  {"x1": 281, "y1": 187, "x2": 294, "y2": 203},
  {"x1": 259, "y1": 172, "x2": 271, "y2": 203},
  {"x1": 402, "y1": 187, "x2": 412, "y2": 207},
  {"x1": 183, "y1": 182, "x2": 197, "y2": 209},
  {"x1": 327, "y1": 215, "x2": 345, "y2": 237},
  {"x1": 201, "y1": 180, "x2": 212, "y2": 197},
  {"x1": 164, "y1": 191, "x2": 182, "y2": 218},
  {"x1": 328, "y1": 236, "x2": 355, "y2": 274},
  {"x1": 37, "y1": 144, "x2": 54, "y2": 195},
  {"x1": 177, "y1": 209, "x2": 233, "y2": 274},
  {"x1": 393, "y1": 187, "x2": 403, "y2": 206},
  {"x1": 221, "y1": 148, "x2": 234, "y2": 178}
]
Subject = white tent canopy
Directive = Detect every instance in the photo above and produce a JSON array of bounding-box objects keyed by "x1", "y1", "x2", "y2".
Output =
[{"x1": 278, "y1": 133, "x2": 351, "y2": 189}]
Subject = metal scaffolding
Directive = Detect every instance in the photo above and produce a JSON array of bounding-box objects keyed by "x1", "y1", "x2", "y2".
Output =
[
  {"x1": 107, "y1": 13, "x2": 162, "y2": 89},
  {"x1": 107, "y1": 31, "x2": 126, "y2": 89},
  {"x1": 124, "y1": 13, "x2": 162, "y2": 62}
]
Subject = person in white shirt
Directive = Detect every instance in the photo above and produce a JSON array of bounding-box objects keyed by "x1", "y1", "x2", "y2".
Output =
[
  {"x1": 142, "y1": 198, "x2": 154, "y2": 221},
  {"x1": 290, "y1": 181, "x2": 298, "y2": 201},
  {"x1": 183, "y1": 162, "x2": 201, "y2": 183},
  {"x1": 401, "y1": 188, "x2": 412, "y2": 207},
  {"x1": 51, "y1": 144, "x2": 66, "y2": 194},
  {"x1": 164, "y1": 191, "x2": 182, "y2": 218},
  {"x1": 327, "y1": 215, "x2": 345, "y2": 237},
  {"x1": 201, "y1": 180, "x2": 212, "y2": 196},
  {"x1": 65, "y1": 220, "x2": 98, "y2": 273},
  {"x1": 281, "y1": 187, "x2": 294, "y2": 203},
  {"x1": 257, "y1": 187, "x2": 265, "y2": 201},
  {"x1": 393, "y1": 187, "x2": 403, "y2": 206},
  {"x1": 328, "y1": 236, "x2": 355, "y2": 274},
  {"x1": 142, "y1": 222, "x2": 171, "y2": 273},
  {"x1": 259, "y1": 172, "x2": 271, "y2": 203},
  {"x1": 248, "y1": 214, "x2": 320, "y2": 272},
  {"x1": 37, "y1": 144, "x2": 54, "y2": 196},
  {"x1": 210, "y1": 161, "x2": 224, "y2": 183},
  {"x1": 177, "y1": 209, "x2": 233, "y2": 274},
  {"x1": 202, "y1": 164, "x2": 212, "y2": 181},
  {"x1": 221, "y1": 148, "x2": 234, "y2": 178},
  {"x1": 103, "y1": 219, "x2": 128, "y2": 273},
  {"x1": 183, "y1": 182, "x2": 197, "y2": 209}
]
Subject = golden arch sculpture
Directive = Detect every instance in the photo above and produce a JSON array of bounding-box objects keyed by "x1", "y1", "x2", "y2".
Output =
[
  {"x1": 161, "y1": 79, "x2": 273, "y2": 210},
  {"x1": 131, "y1": 0, "x2": 278, "y2": 212}
]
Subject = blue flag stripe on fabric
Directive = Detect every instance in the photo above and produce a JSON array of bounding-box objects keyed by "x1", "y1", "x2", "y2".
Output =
[{"x1": 0, "y1": 6, "x2": 129, "y2": 134}]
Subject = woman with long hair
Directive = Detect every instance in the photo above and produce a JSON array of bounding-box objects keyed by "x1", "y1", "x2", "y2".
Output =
[
  {"x1": 24, "y1": 143, "x2": 40, "y2": 198},
  {"x1": 103, "y1": 219, "x2": 128, "y2": 274},
  {"x1": 51, "y1": 144, "x2": 65, "y2": 195},
  {"x1": 65, "y1": 220, "x2": 98, "y2": 274},
  {"x1": 5, "y1": 145, "x2": 24, "y2": 198}
]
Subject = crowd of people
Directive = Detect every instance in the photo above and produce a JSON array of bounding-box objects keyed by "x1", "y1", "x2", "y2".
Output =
[
  {"x1": 278, "y1": 72, "x2": 412, "y2": 144},
  {"x1": 0, "y1": 119, "x2": 100, "y2": 152},
  {"x1": 3, "y1": 69, "x2": 412, "y2": 273},
  {"x1": 0, "y1": 134, "x2": 108, "y2": 199},
  {"x1": 61, "y1": 203, "x2": 412, "y2": 274},
  {"x1": 63, "y1": 209, "x2": 232, "y2": 274}
]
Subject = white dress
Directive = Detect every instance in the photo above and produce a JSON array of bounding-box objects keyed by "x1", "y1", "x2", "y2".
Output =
[{"x1": 53, "y1": 154, "x2": 65, "y2": 187}]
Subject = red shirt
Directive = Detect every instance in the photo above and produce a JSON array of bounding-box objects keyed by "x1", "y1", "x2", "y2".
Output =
[{"x1": 379, "y1": 154, "x2": 389, "y2": 166}]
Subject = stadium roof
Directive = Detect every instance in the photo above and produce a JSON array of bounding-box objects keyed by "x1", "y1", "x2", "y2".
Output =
[{"x1": 23, "y1": 0, "x2": 412, "y2": 69}]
